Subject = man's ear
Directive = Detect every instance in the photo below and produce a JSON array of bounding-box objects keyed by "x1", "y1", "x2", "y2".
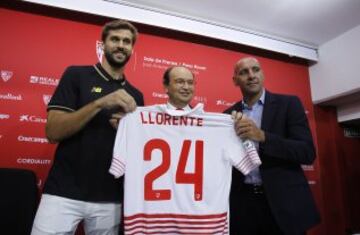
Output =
[
  {"x1": 232, "y1": 76, "x2": 239, "y2": 86},
  {"x1": 163, "y1": 85, "x2": 169, "y2": 94}
]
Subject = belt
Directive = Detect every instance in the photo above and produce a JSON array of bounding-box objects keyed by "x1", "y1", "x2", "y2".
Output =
[{"x1": 241, "y1": 184, "x2": 264, "y2": 194}]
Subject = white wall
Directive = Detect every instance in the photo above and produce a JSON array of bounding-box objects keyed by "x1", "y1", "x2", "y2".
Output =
[
  {"x1": 24, "y1": 0, "x2": 317, "y2": 61},
  {"x1": 337, "y1": 99, "x2": 360, "y2": 122},
  {"x1": 309, "y1": 25, "x2": 360, "y2": 122}
]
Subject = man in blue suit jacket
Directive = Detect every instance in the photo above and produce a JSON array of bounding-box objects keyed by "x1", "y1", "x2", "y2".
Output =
[{"x1": 224, "y1": 57, "x2": 320, "y2": 235}]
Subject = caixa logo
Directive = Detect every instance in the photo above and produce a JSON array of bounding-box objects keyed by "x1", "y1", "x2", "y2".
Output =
[
  {"x1": 19, "y1": 114, "x2": 46, "y2": 123},
  {"x1": 216, "y1": 99, "x2": 235, "y2": 107},
  {"x1": 1, "y1": 70, "x2": 13, "y2": 82}
]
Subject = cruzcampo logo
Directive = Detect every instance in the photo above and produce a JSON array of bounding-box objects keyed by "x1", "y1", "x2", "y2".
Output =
[{"x1": 91, "y1": 87, "x2": 102, "y2": 93}]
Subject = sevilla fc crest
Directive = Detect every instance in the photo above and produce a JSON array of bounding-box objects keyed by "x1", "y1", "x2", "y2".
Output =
[
  {"x1": 1, "y1": 70, "x2": 13, "y2": 82},
  {"x1": 96, "y1": 40, "x2": 103, "y2": 63},
  {"x1": 43, "y1": 94, "x2": 52, "y2": 105}
]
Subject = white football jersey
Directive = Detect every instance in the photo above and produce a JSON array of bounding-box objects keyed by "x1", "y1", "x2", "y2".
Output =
[{"x1": 110, "y1": 104, "x2": 261, "y2": 235}]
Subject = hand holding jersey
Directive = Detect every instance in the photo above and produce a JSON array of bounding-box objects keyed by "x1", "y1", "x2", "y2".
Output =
[
  {"x1": 95, "y1": 89, "x2": 136, "y2": 129},
  {"x1": 109, "y1": 111, "x2": 126, "y2": 129},
  {"x1": 95, "y1": 89, "x2": 137, "y2": 113},
  {"x1": 225, "y1": 57, "x2": 319, "y2": 235},
  {"x1": 231, "y1": 111, "x2": 266, "y2": 142},
  {"x1": 109, "y1": 104, "x2": 261, "y2": 235},
  {"x1": 109, "y1": 66, "x2": 261, "y2": 234}
]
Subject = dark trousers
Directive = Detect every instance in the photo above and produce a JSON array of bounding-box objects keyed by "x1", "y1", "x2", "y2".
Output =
[{"x1": 230, "y1": 184, "x2": 306, "y2": 235}]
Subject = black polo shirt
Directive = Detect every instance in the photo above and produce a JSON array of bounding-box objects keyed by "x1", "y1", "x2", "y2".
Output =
[{"x1": 44, "y1": 63, "x2": 144, "y2": 202}]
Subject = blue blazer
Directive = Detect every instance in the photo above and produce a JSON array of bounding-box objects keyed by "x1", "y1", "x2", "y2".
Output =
[{"x1": 224, "y1": 91, "x2": 320, "y2": 235}]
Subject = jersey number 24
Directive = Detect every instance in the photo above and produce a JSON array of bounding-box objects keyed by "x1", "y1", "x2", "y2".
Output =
[{"x1": 144, "y1": 138, "x2": 203, "y2": 201}]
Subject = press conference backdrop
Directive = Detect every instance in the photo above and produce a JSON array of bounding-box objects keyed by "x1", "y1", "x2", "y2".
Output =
[{"x1": 0, "y1": 7, "x2": 321, "y2": 235}]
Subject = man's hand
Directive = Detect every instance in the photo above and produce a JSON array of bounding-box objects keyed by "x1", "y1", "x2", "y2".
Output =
[
  {"x1": 231, "y1": 111, "x2": 265, "y2": 142},
  {"x1": 109, "y1": 112, "x2": 125, "y2": 129},
  {"x1": 96, "y1": 89, "x2": 136, "y2": 113}
]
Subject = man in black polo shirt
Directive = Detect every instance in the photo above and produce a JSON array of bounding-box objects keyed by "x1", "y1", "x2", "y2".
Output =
[{"x1": 31, "y1": 20, "x2": 144, "y2": 235}]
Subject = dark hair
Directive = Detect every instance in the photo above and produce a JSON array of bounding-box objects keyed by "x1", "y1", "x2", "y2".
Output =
[
  {"x1": 101, "y1": 19, "x2": 138, "y2": 44},
  {"x1": 163, "y1": 66, "x2": 195, "y2": 86},
  {"x1": 163, "y1": 66, "x2": 176, "y2": 86}
]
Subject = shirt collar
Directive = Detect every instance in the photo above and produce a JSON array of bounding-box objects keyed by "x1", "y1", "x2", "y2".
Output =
[
  {"x1": 94, "y1": 63, "x2": 126, "y2": 86},
  {"x1": 242, "y1": 89, "x2": 265, "y2": 109},
  {"x1": 166, "y1": 102, "x2": 192, "y2": 111}
]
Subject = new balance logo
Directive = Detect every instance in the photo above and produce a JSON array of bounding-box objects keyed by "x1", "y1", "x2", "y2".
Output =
[{"x1": 91, "y1": 87, "x2": 102, "y2": 93}]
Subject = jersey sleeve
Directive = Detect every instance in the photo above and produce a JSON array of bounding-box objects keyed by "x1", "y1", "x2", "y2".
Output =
[
  {"x1": 224, "y1": 131, "x2": 262, "y2": 175},
  {"x1": 109, "y1": 115, "x2": 128, "y2": 178},
  {"x1": 47, "y1": 66, "x2": 79, "y2": 112}
]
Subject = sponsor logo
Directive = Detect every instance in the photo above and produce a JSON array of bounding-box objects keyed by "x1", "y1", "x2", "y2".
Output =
[
  {"x1": 37, "y1": 179, "x2": 42, "y2": 187},
  {"x1": 17, "y1": 135, "x2": 48, "y2": 144},
  {"x1": 17, "y1": 158, "x2": 52, "y2": 165},
  {"x1": 193, "y1": 96, "x2": 207, "y2": 104},
  {"x1": 96, "y1": 40, "x2": 103, "y2": 63},
  {"x1": 215, "y1": 99, "x2": 235, "y2": 107},
  {"x1": 1, "y1": 70, "x2": 13, "y2": 82},
  {"x1": 242, "y1": 140, "x2": 254, "y2": 149},
  {"x1": 151, "y1": 93, "x2": 207, "y2": 104},
  {"x1": 0, "y1": 93, "x2": 22, "y2": 101},
  {"x1": 19, "y1": 114, "x2": 46, "y2": 123},
  {"x1": 0, "y1": 114, "x2": 10, "y2": 120},
  {"x1": 152, "y1": 92, "x2": 168, "y2": 99},
  {"x1": 302, "y1": 165, "x2": 314, "y2": 171},
  {"x1": 308, "y1": 180, "x2": 316, "y2": 185},
  {"x1": 29, "y1": 75, "x2": 59, "y2": 86},
  {"x1": 43, "y1": 94, "x2": 52, "y2": 105},
  {"x1": 91, "y1": 86, "x2": 102, "y2": 93}
]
